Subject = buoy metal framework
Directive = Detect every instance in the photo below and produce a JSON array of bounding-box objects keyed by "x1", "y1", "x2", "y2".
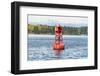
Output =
[{"x1": 53, "y1": 24, "x2": 65, "y2": 55}]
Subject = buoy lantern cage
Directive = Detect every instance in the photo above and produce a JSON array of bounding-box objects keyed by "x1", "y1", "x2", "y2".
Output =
[{"x1": 53, "y1": 24, "x2": 65, "y2": 55}]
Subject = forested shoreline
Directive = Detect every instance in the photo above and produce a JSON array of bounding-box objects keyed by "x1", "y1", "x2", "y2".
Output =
[{"x1": 28, "y1": 24, "x2": 88, "y2": 35}]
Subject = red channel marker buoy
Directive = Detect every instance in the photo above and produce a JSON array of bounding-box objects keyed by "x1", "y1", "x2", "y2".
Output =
[{"x1": 53, "y1": 24, "x2": 65, "y2": 55}]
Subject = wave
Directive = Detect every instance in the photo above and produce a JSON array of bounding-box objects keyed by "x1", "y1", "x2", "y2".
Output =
[{"x1": 28, "y1": 46, "x2": 88, "y2": 61}]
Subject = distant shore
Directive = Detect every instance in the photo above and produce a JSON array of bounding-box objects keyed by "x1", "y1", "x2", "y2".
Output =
[{"x1": 28, "y1": 34, "x2": 87, "y2": 38}]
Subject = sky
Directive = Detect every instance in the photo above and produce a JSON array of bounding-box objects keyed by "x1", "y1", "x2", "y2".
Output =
[{"x1": 28, "y1": 14, "x2": 88, "y2": 27}]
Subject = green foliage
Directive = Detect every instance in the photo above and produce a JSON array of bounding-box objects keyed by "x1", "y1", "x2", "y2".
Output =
[
  {"x1": 28, "y1": 24, "x2": 34, "y2": 33},
  {"x1": 28, "y1": 24, "x2": 88, "y2": 35}
]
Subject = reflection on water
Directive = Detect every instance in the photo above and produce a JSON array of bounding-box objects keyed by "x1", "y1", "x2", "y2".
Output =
[{"x1": 27, "y1": 36, "x2": 88, "y2": 61}]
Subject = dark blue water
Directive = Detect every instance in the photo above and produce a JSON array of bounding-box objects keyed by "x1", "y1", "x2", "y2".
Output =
[{"x1": 27, "y1": 36, "x2": 88, "y2": 61}]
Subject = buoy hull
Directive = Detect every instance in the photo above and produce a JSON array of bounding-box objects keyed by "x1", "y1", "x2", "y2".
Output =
[{"x1": 53, "y1": 44, "x2": 64, "y2": 50}]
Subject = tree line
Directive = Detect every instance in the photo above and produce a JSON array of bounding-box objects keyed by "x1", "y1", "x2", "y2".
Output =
[{"x1": 28, "y1": 24, "x2": 88, "y2": 35}]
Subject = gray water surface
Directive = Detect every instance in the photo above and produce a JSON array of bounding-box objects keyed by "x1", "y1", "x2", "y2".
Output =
[{"x1": 27, "y1": 36, "x2": 88, "y2": 61}]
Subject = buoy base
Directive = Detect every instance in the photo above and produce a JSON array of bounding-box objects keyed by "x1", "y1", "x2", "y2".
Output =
[{"x1": 53, "y1": 44, "x2": 65, "y2": 50}]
